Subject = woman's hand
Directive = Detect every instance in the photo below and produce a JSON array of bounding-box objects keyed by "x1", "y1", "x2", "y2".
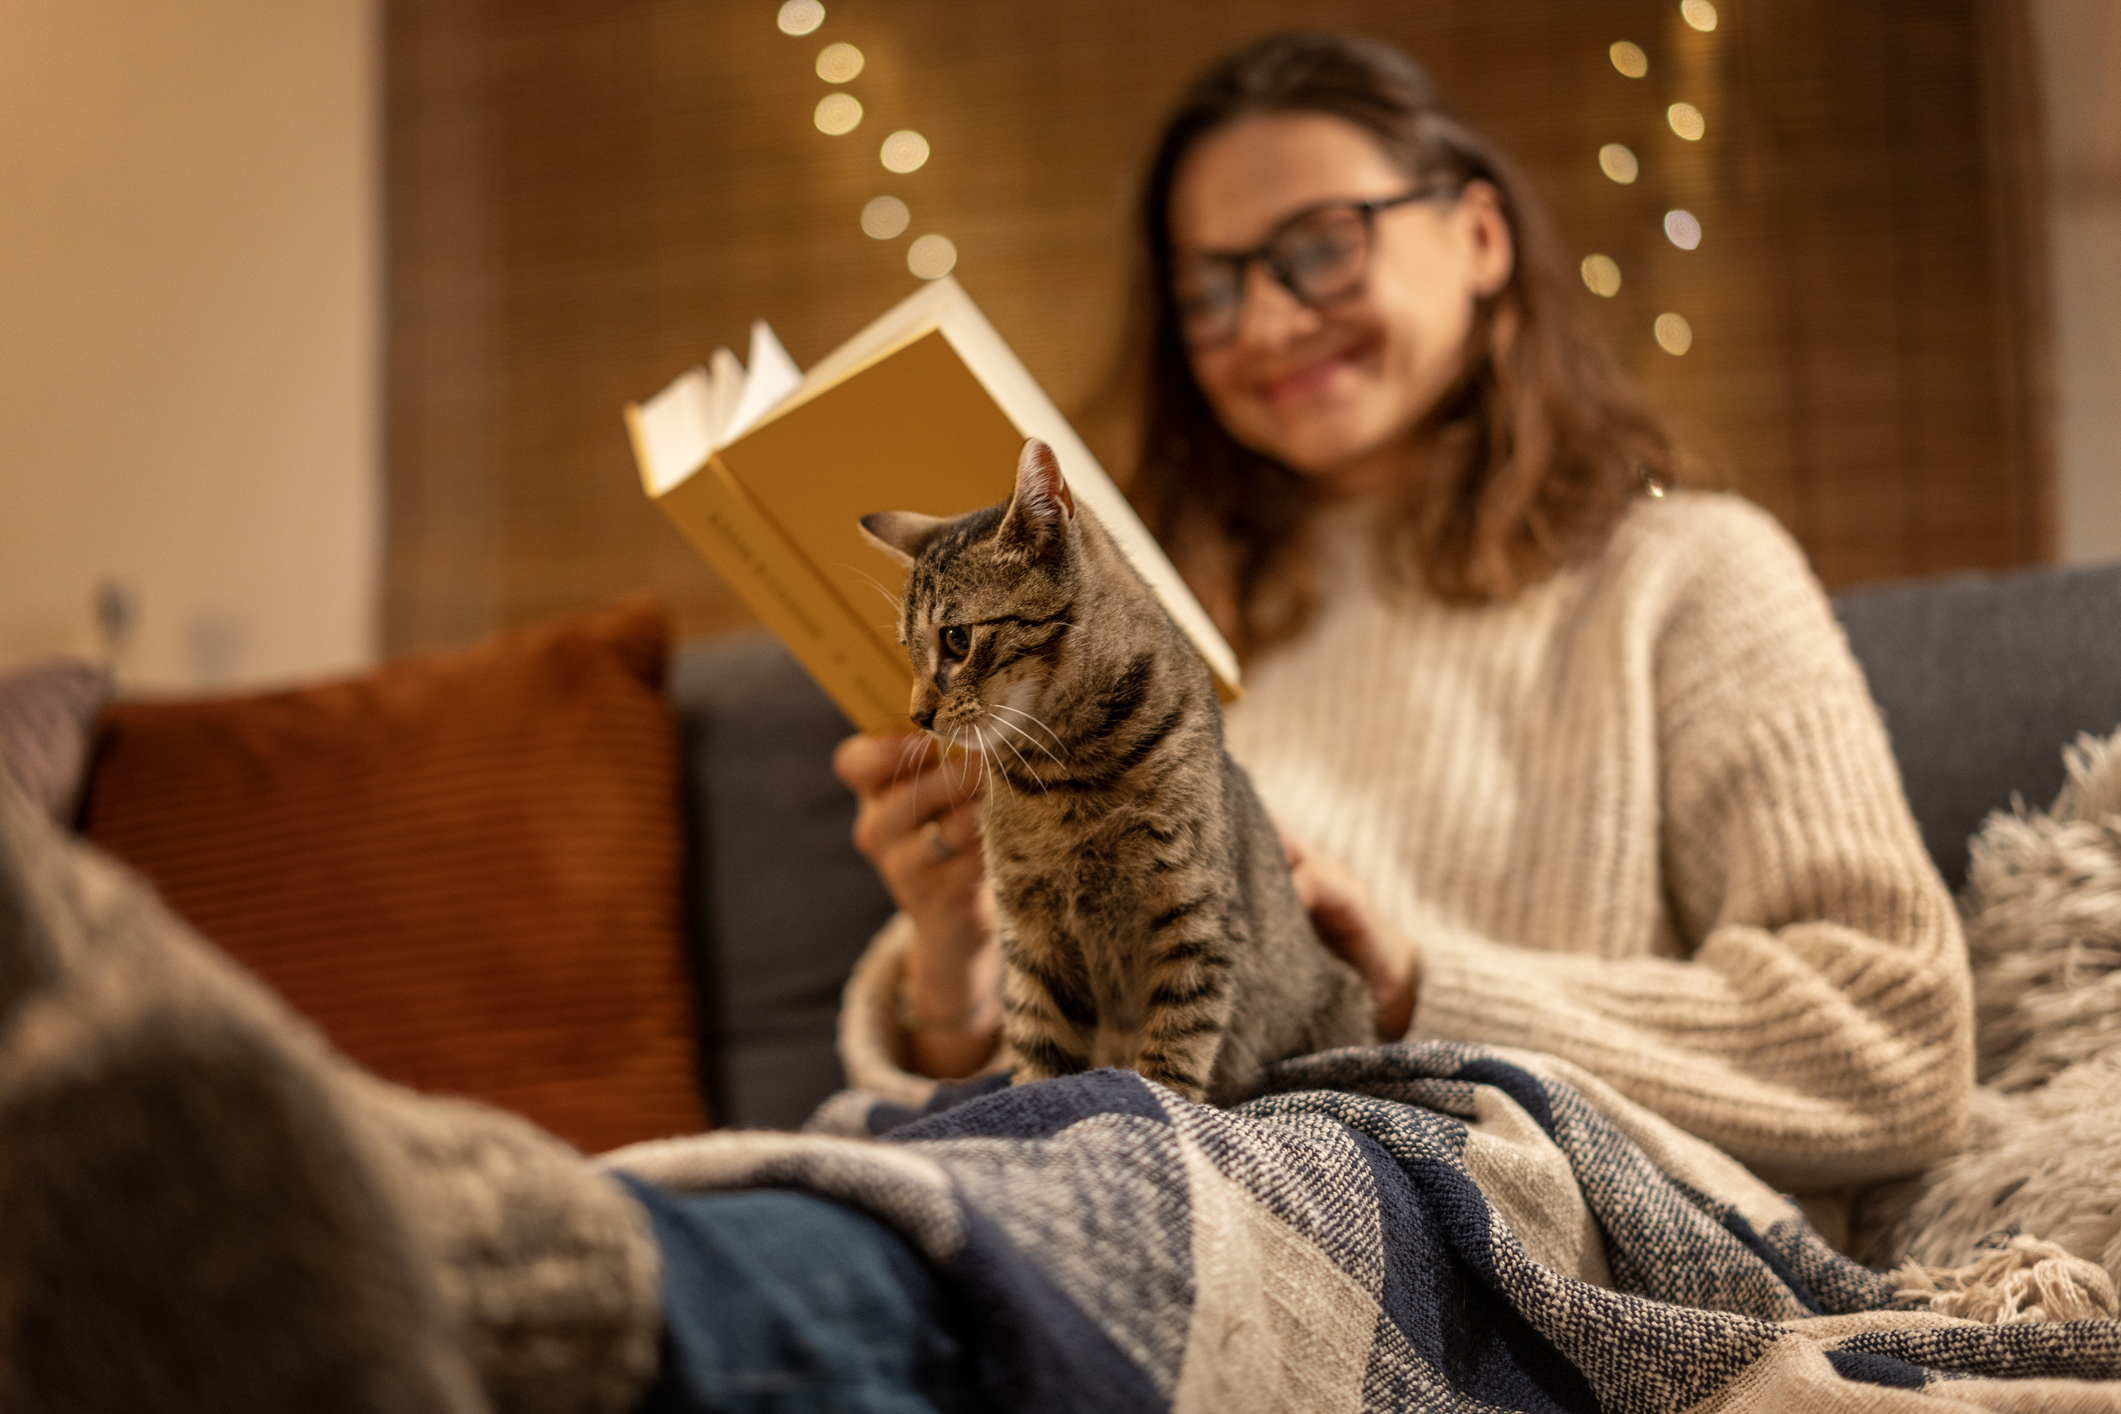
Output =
[
  {"x1": 1282, "y1": 833, "x2": 1421, "y2": 1041},
  {"x1": 834, "y1": 733, "x2": 1003, "y2": 1078}
]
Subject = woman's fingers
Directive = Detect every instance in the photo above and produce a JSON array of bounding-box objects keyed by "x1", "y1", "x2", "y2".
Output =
[
  {"x1": 1288, "y1": 846, "x2": 1420, "y2": 1040},
  {"x1": 857, "y1": 759, "x2": 982, "y2": 854}
]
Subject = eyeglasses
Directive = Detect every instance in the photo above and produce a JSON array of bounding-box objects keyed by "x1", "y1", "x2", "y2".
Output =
[{"x1": 1171, "y1": 188, "x2": 1449, "y2": 349}]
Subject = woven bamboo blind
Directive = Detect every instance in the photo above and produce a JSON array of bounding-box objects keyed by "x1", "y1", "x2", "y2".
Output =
[{"x1": 384, "y1": 0, "x2": 2050, "y2": 655}]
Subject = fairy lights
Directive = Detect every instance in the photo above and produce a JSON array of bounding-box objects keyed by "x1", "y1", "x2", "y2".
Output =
[
  {"x1": 907, "y1": 234, "x2": 957, "y2": 280},
  {"x1": 813, "y1": 91, "x2": 862, "y2": 135},
  {"x1": 815, "y1": 42, "x2": 864, "y2": 83},
  {"x1": 861, "y1": 196, "x2": 910, "y2": 239},
  {"x1": 1581, "y1": 254, "x2": 1623, "y2": 297},
  {"x1": 880, "y1": 130, "x2": 930, "y2": 174},
  {"x1": 1609, "y1": 41, "x2": 1649, "y2": 78},
  {"x1": 780, "y1": 7, "x2": 952, "y2": 277},
  {"x1": 777, "y1": 0, "x2": 823, "y2": 37},
  {"x1": 1597, "y1": 17, "x2": 1721, "y2": 359}
]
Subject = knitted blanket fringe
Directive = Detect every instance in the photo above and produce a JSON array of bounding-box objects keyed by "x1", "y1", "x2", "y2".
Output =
[{"x1": 1893, "y1": 1235, "x2": 2121, "y2": 1324}]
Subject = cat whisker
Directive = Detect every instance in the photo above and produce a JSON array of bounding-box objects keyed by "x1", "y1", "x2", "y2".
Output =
[
  {"x1": 989, "y1": 720, "x2": 1049, "y2": 793},
  {"x1": 949, "y1": 726, "x2": 983, "y2": 797},
  {"x1": 991, "y1": 713, "x2": 1063, "y2": 772},
  {"x1": 974, "y1": 723, "x2": 1022, "y2": 797},
  {"x1": 991, "y1": 703, "x2": 1068, "y2": 759},
  {"x1": 835, "y1": 562, "x2": 906, "y2": 616},
  {"x1": 891, "y1": 731, "x2": 934, "y2": 790}
]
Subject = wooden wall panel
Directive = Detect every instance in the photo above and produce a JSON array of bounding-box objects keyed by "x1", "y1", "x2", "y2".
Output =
[{"x1": 385, "y1": 0, "x2": 2051, "y2": 655}]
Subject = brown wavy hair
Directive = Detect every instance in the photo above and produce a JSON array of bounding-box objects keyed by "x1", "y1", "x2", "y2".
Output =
[{"x1": 1125, "y1": 32, "x2": 1678, "y2": 657}]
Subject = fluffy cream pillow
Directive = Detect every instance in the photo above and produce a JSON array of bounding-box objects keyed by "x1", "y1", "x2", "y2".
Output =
[{"x1": 1858, "y1": 726, "x2": 2121, "y2": 1283}]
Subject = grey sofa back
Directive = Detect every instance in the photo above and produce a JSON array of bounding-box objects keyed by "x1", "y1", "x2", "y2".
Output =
[
  {"x1": 674, "y1": 559, "x2": 2121, "y2": 1128},
  {"x1": 1835, "y1": 560, "x2": 2121, "y2": 889}
]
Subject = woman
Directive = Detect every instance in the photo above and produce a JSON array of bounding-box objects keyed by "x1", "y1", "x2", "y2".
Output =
[{"x1": 832, "y1": 31, "x2": 1973, "y2": 1227}]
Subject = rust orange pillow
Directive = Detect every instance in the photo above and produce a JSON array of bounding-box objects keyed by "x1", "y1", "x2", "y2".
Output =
[{"x1": 81, "y1": 599, "x2": 706, "y2": 1154}]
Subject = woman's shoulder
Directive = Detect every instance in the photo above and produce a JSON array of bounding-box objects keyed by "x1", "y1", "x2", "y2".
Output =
[
  {"x1": 1603, "y1": 489, "x2": 1867, "y2": 736},
  {"x1": 1596, "y1": 488, "x2": 1830, "y2": 632},
  {"x1": 1609, "y1": 488, "x2": 1812, "y2": 585}
]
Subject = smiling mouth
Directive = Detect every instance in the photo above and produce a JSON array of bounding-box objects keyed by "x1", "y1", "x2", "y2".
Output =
[{"x1": 1257, "y1": 336, "x2": 1374, "y2": 407}]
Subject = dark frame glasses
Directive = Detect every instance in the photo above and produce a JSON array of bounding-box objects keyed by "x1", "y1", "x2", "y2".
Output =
[{"x1": 1172, "y1": 187, "x2": 1451, "y2": 349}]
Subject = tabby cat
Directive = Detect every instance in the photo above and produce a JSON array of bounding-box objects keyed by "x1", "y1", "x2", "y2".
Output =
[{"x1": 860, "y1": 438, "x2": 1374, "y2": 1105}]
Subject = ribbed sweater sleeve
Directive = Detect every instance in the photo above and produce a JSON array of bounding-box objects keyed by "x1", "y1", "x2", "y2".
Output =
[{"x1": 1408, "y1": 502, "x2": 1974, "y2": 1188}]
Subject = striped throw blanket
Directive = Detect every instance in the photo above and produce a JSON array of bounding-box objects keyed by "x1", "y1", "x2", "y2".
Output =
[{"x1": 605, "y1": 1041, "x2": 2121, "y2": 1412}]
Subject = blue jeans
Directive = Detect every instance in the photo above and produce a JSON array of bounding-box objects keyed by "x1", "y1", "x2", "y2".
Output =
[{"x1": 619, "y1": 1178, "x2": 973, "y2": 1414}]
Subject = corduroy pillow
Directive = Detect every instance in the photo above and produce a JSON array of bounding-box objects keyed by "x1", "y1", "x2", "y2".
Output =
[{"x1": 80, "y1": 599, "x2": 705, "y2": 1154}]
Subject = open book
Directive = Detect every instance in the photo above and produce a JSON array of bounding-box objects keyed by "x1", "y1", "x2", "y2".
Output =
[{"x1": 624, "y1": 277, "x2": 1239, "y2": 734}]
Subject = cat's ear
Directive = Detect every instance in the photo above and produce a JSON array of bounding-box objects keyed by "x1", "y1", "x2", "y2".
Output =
[
  {"x1": 859, "y1": 511, "x2": 946, "y2": 569},
  {"x1": 999, "y1": 438, "x2": 1075, "y2": 556}
]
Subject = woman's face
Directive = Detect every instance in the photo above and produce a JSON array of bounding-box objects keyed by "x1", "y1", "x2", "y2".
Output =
[{"x1": 1169, "y1": 112, "x2": 1513, "y2": 497}]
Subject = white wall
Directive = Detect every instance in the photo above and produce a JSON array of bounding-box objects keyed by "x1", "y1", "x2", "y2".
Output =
[
  {"x1": 0, "y1": 1, "x2": 378, "y2": 690},
  {"x1": 2036, "y1": 0, "x2": 2121, "y2": 565}
]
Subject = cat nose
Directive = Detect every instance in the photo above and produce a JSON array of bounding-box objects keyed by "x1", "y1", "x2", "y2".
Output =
[{"x1": 912, "y1": 707, "x2": 936, "y2": 731}]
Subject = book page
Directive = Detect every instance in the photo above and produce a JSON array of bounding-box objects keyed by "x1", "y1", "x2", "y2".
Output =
[
  {"x1": 724, "y1": 320, "x2": 802, "y2": 445},
  {"x1": 704, "y1": 347, "x2": 745, "y2": 448},
  {"x1": 631, "y1": 366, "x2": 715, "y2": 496}
]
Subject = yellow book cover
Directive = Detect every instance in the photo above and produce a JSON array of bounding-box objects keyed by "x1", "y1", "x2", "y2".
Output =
[{"x1": 625, "y1": 277, "x2": 1239, "y2": 734}]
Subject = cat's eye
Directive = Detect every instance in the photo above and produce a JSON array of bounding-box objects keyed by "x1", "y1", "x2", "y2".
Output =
[{"x1": 940, "y1": 625, "x2": 971, "y2": 659}]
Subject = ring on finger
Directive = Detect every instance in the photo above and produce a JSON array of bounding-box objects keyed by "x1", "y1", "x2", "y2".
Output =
[{"x1": 922, "y1": 818, "x2": 958, "y2": 861}]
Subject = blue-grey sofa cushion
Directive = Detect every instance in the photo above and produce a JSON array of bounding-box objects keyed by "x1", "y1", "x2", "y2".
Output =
[
  {"x1": 1833, "y1": 560, "x2": 2121, "y2": 891},
  {"x1": 670, "y1": 634, "x2": 893, "y2": 1129}
]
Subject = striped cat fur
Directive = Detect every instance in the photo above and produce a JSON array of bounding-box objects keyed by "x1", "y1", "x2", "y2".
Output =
[{"x1": 860, "y1": 439, "x2": 1373, "y2": 1104}]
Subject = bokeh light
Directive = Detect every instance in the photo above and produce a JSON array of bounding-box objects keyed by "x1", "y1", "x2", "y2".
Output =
[
  {"x1": 1598, "y1": 143, "x2": 1640, "y2": 184},
  {"x1": 1663, "y1": 209, "x2": 1702, "y2": 250},
  {"x1": 1581, "y1": 254, "x2": 1623, "y2": 297},
  {"x1": 1681, "y1": 0, "x2": 1719, "y2": 32},
  {"x1": 777, "y1": 0, "x2": 824, "y2": 37},
  {"x1": 1667, "y1": 102, "x2": 1706, "y2": 141},
  {"x1": 880, "y1": 129, "x2": 930, "y2": 174},
  {"x1": 1654, "y1": 313, "x2": 1694, "y2": 355},
  {"x1": 861, "y1": 195, "x2": 910, "y2": 240},
  {"x1": 908, "y1": 234, "x2": 957, "y2": 279},
  {"x1": 1609, "y1": 41, "x2": 1649, "y2": 78},
  {"x1": 814, "y1": 92, "x2": 863, "y2": 136},
  {"x1": 816, "y1": 42, "x2": 864, "y2": 83}
]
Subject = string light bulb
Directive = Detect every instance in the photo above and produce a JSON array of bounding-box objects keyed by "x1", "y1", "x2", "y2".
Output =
[
  {"x1": 816, "y1": 42, "x2": 863, "y2": 83},
  {"x1": 880, "y1": 130, "x2": 930, "y2": 174},
  {"x1": 908, "y1": 234, "x2": 957, "y2": 279},
  {"x1": 814, "y1": 92, "x2": 862, "y2": 135},
  {"x1": 1581, "y1": 254, "x2": 1623, "y2": 297},
  {"x1": 777, "y1": 0, "x2": 824, "y2": 37},
  {"x1": 861, "y1": 196, "x2": 910, "y2": 239}
]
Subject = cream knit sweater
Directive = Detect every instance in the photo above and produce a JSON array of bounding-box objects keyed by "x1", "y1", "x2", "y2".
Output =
[{"x1": 841, "y1": 491, "x2": 1973, "y2": 1195}]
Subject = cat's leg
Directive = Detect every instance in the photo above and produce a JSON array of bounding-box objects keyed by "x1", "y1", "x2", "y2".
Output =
[
  {"x1": 1000, "y1": 950, "x2": 1096, "y2": 1086},
  {"x1": 1133, "y1": 918, "x2": 1238, "y2": 1105}
]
